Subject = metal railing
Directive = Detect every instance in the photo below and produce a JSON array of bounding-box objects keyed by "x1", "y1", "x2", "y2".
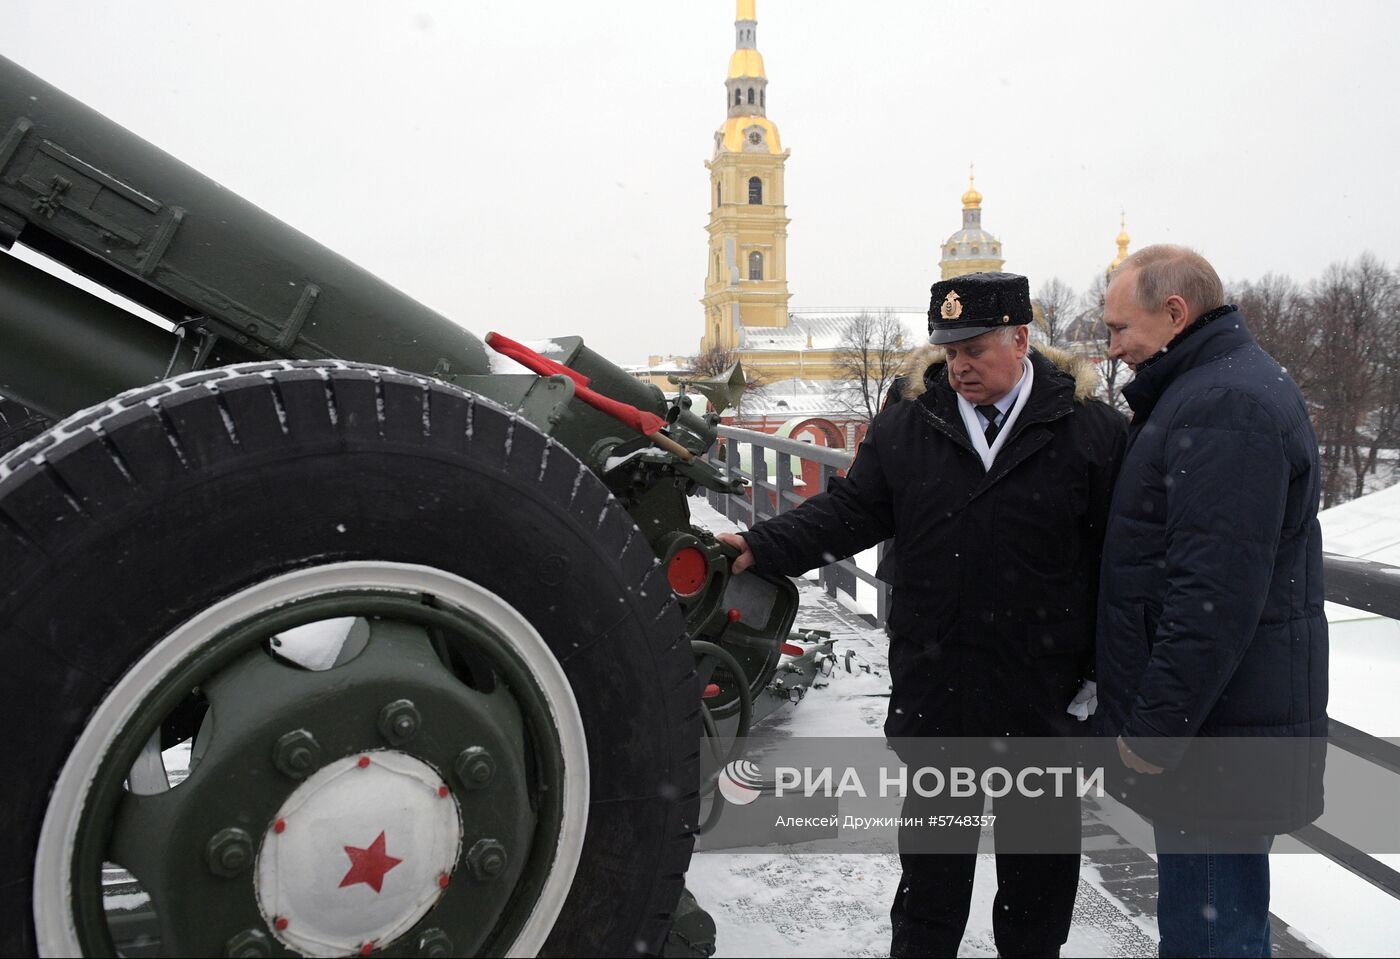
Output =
[
  {"x1": 704, "y1": 423, "x2": 1400, "y2": 902},
  {"x1": 703, "y1": 424, "x2": 889, "y2": 625},
  {"x1": 1307, "y1": 552, "x2": 1400, "y2": 900}
]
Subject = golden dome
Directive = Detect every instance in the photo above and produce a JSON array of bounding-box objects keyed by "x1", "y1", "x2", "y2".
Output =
[
  {"x1": 737, "y1": 0, "x2": 756, "y2": 20},
  {"x1": 717, "y1": 115, "x2": 783, "y2": 154},
  {"x1": 728, "y1": 48, "x2": 766, "y2": 79},
  {"x1": 961, "y1": 171, "x2": 982, "y2": 210},
  {"x1": 940, "y1": 227, "x2": 1001, "y2": 261},
  {"x1": 1111, "y1": 212, "x2": 1131, "y2": 271}
]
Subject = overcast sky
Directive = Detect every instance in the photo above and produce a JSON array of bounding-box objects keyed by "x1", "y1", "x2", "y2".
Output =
[{"x1": 6, "y1": 1, "x2": 1398, "y2": 364}]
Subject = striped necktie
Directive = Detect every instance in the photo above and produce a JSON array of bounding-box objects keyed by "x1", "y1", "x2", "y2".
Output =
[{"x1": 975, "y1": 404, "x2": 1001, "y2": 444}]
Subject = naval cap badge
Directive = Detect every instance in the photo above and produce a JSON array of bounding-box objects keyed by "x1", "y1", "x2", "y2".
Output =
[{"x1": 940, "y1": 291, "x2": 963, "y2": 320}]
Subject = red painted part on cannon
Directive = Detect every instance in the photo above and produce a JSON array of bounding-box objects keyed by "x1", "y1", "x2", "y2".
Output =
[
  {"x1": 667, "y1": 547, "x2": 709, "y2": 598},
  {"x1": 485, "y1": 332, "x2": 665, "y2": 437}
]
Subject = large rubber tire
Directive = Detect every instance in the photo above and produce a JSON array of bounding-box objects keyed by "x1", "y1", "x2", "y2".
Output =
[
  {"x1": 0, "y1": 394, "x2": 50, "y2": 456},
  {"x1": 0, "y1": 361, "x2": 700, "y2": 956}
]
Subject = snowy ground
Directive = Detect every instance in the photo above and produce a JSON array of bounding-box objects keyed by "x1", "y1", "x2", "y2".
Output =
[{"x1": 687, "y1": 496, "x2": 1400, "y2": 958}]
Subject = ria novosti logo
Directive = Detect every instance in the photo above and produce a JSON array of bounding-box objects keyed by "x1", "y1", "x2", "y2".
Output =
[{"x1": 717, "y1": 760, "x2": 764, "y2": 805}]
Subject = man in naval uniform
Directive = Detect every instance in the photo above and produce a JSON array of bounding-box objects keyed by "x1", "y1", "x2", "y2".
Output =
[{"x1": 721, "y1": 272, "x2": 1127, "y2": 957}]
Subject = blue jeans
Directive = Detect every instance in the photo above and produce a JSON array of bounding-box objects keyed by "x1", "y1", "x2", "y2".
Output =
[{"x1": 1153, "y1": 824, "x2": 1274, "y2": 958}]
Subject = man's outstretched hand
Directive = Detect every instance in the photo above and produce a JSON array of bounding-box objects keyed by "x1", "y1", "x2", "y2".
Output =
[{"x1": 716, "y1": 532, "x2": 754, "y2": 573}]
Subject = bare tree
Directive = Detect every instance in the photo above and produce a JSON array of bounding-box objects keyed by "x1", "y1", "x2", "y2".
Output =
[
  {"x1": 1344, "y1": 256, "x2": 1400, "y2": 499},
  {"x1": 1033, "y1": 277, "x2": 1077, "y2": 348},
  {"x1": 1066, "y1": 271, "x2": 1132, "y2": 413},
  {"x1": 1307, "y1": 255, "x2": 1399, "y2": 505},
  {"x1": 1231, "y1": 273, "x2": 1317, "y2": 397},
  {"x1": 833, "y1": 310, "x2": 908, "y2": 422},
  {"x1": 1366, "y1": 296, "x2": 1400, "y2": 493},
  {"x1": 686, "y1": 344, "x2": 768, "y2": 414},
  {"x1": 689, "y1": 344, "x2": 739, "y2": 379}
]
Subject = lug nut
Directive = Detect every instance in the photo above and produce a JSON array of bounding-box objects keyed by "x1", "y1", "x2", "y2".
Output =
[
  {"x1": 206, "y1": 827, "x2": 255, "y2": 878},
  {"x1": 454, "y1": 746, "x2": 495, "y2": 790},
  {"x1": 378, "y1": 698, "x2": 421, "y2": 745},
  {"x1": 466, "y1": 838, "x2": 508, "y2": 880},
  {"x1": 225, "y1": 927, "x2": 272, "y2": 957},
  {"x1": 273, "y1": 729, "x2": 321, "y2": 779},
  {"x1": 416, "y1": 928, "x2": 453, "y2": 957}
]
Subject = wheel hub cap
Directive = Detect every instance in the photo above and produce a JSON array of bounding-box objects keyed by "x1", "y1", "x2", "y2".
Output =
[{"x1": 256, "y1": 751, "x2": 463, "y2": 957}]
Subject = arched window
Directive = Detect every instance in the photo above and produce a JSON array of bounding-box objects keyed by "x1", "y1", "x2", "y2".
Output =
[
  {"x1": 716, "y1": 181, "x2": 722, "y2": 206},
  {"x1": 748, "y1": 176, "x2": 762, "y2": 204},
  {"x1": 747, "y1": 87, "x2": 755, "y2": 105},
  {"x1": 734, "y1": 88, "x2": 742, "y2": 106},
  {"x1": 748, "y1": 251, "x2": 763, "y2": 280},
  {"x1": 760, "y1": 89, "x2": 765, "y2": 108}
]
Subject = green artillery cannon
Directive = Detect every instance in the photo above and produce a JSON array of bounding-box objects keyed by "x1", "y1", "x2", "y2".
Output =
[{"x1": 0, "y1": 54, "x2": 800, "y2": 957}]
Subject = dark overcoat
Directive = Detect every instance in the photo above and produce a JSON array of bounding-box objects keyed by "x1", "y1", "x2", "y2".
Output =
[
  {"x1": 1095, "y1": 308, "x2": 1328, "y2": 834},
  {"x1": 742, "y1": 347, "x2": 1127, "y2": 739}
]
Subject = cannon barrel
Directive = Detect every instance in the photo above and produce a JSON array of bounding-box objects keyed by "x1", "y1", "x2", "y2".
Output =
[
  {"x1": 0, "y1": 253, "x2": 192, "y2": 419},
  {"x1": 0, "y1": 53, "x2": 489, "y2": 422}
]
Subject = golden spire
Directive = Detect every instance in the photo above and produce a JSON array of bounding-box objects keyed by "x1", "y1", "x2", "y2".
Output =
[
  {"x1": 961, "y1": 164, "x2": 982, "y2": 210},
  {"x1": 1110, "y1": 211, "x2": 1131, "y2": 271},
  {"x1": 728, "y1": 0, "x2": 765, "y2": 78},
  {"x1": 716, "y1": 0, "x2": 781, "y2": 152}
]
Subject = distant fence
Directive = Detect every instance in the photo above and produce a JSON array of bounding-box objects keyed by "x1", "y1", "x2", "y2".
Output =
[{"x1": 705, "y1": 423, "x2": 1400, "y2": 901}]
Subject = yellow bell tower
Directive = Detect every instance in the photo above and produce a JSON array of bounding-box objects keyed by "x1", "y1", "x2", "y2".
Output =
[{"x1": 701, "y1": 0, "x2": 792, "y2": 353}]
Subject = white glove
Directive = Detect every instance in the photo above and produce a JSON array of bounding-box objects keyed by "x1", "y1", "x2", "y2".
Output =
[{"x1": 1066, "y1": 680, "x2": 1097, "y2": 721}]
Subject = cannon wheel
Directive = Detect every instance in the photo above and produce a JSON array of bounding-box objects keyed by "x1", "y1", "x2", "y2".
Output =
[{"x1": 0, "y1": 361, "x2": 699, "y2": 957}]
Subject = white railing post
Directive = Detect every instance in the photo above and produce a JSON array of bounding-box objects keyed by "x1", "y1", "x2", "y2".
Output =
[
  {"x1": 750, "y1": 443, "x2": 767, "y2": 527},
  {"x1": 774, "y1": 451, "x2": 792, "y2": 515}
]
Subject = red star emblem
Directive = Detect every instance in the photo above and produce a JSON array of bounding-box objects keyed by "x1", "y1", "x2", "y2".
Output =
[{"x1": 339, "y1": 831, "x2": 403, "y2": 894}]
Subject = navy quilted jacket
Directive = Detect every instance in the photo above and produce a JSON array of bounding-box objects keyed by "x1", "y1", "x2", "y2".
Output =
[{"x1": 1096, "y1": 307, "x2": 1327, "y2": 833}]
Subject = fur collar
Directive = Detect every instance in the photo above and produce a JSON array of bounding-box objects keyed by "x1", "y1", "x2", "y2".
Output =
[{"x1": 898, "y1": 343, "x2": 1100, "y2": 404}]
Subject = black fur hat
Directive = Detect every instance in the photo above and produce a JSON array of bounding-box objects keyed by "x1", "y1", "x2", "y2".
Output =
[{"x1": 927, "y1": 272, "x2": 1032, "y2": 344}]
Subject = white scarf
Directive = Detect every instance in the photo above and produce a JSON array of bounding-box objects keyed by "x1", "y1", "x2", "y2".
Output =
[{"x1": 956, "y1": 356, "x2": 1034, "y2": 471}]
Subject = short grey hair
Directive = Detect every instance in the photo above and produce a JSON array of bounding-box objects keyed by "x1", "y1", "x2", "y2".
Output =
[{"x1": 1117, "y1": 244, "x2": 1224, "y2": 319}]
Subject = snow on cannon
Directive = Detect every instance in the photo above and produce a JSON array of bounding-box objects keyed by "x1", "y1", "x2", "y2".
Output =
[{"x1": 0, "y1": 54, "x2": 806, "y2": 957}]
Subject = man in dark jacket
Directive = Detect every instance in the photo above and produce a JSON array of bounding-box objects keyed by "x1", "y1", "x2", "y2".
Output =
[
  {"x1": 1096, "y1": 245, "x2": 1327, "y2": 958},
  {"x1": 720, "y1": 272, "x2": 1127, "y2": 958}
]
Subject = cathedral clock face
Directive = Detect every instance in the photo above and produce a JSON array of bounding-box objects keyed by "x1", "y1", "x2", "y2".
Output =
[{"x1": 747, "y1": 130, "x2": 763, "y2": 145}]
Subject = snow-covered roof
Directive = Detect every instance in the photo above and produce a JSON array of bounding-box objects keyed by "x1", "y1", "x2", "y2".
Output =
[
  {"x1": 738, "y1": 311, "x2": 926, "y2": 352},
  {"x1": 1319, "y1": 481, "x2": 1400, "y2": 568},
  {"x1": 731, "y1": 378, "x2": 861, "y2": 417},
  {"x1": 1318, "y1": 479, "x2": 1400, "y2": 627},
  {"x1": 621, "y1": 361, "x2": 690, "y2": 374}
]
